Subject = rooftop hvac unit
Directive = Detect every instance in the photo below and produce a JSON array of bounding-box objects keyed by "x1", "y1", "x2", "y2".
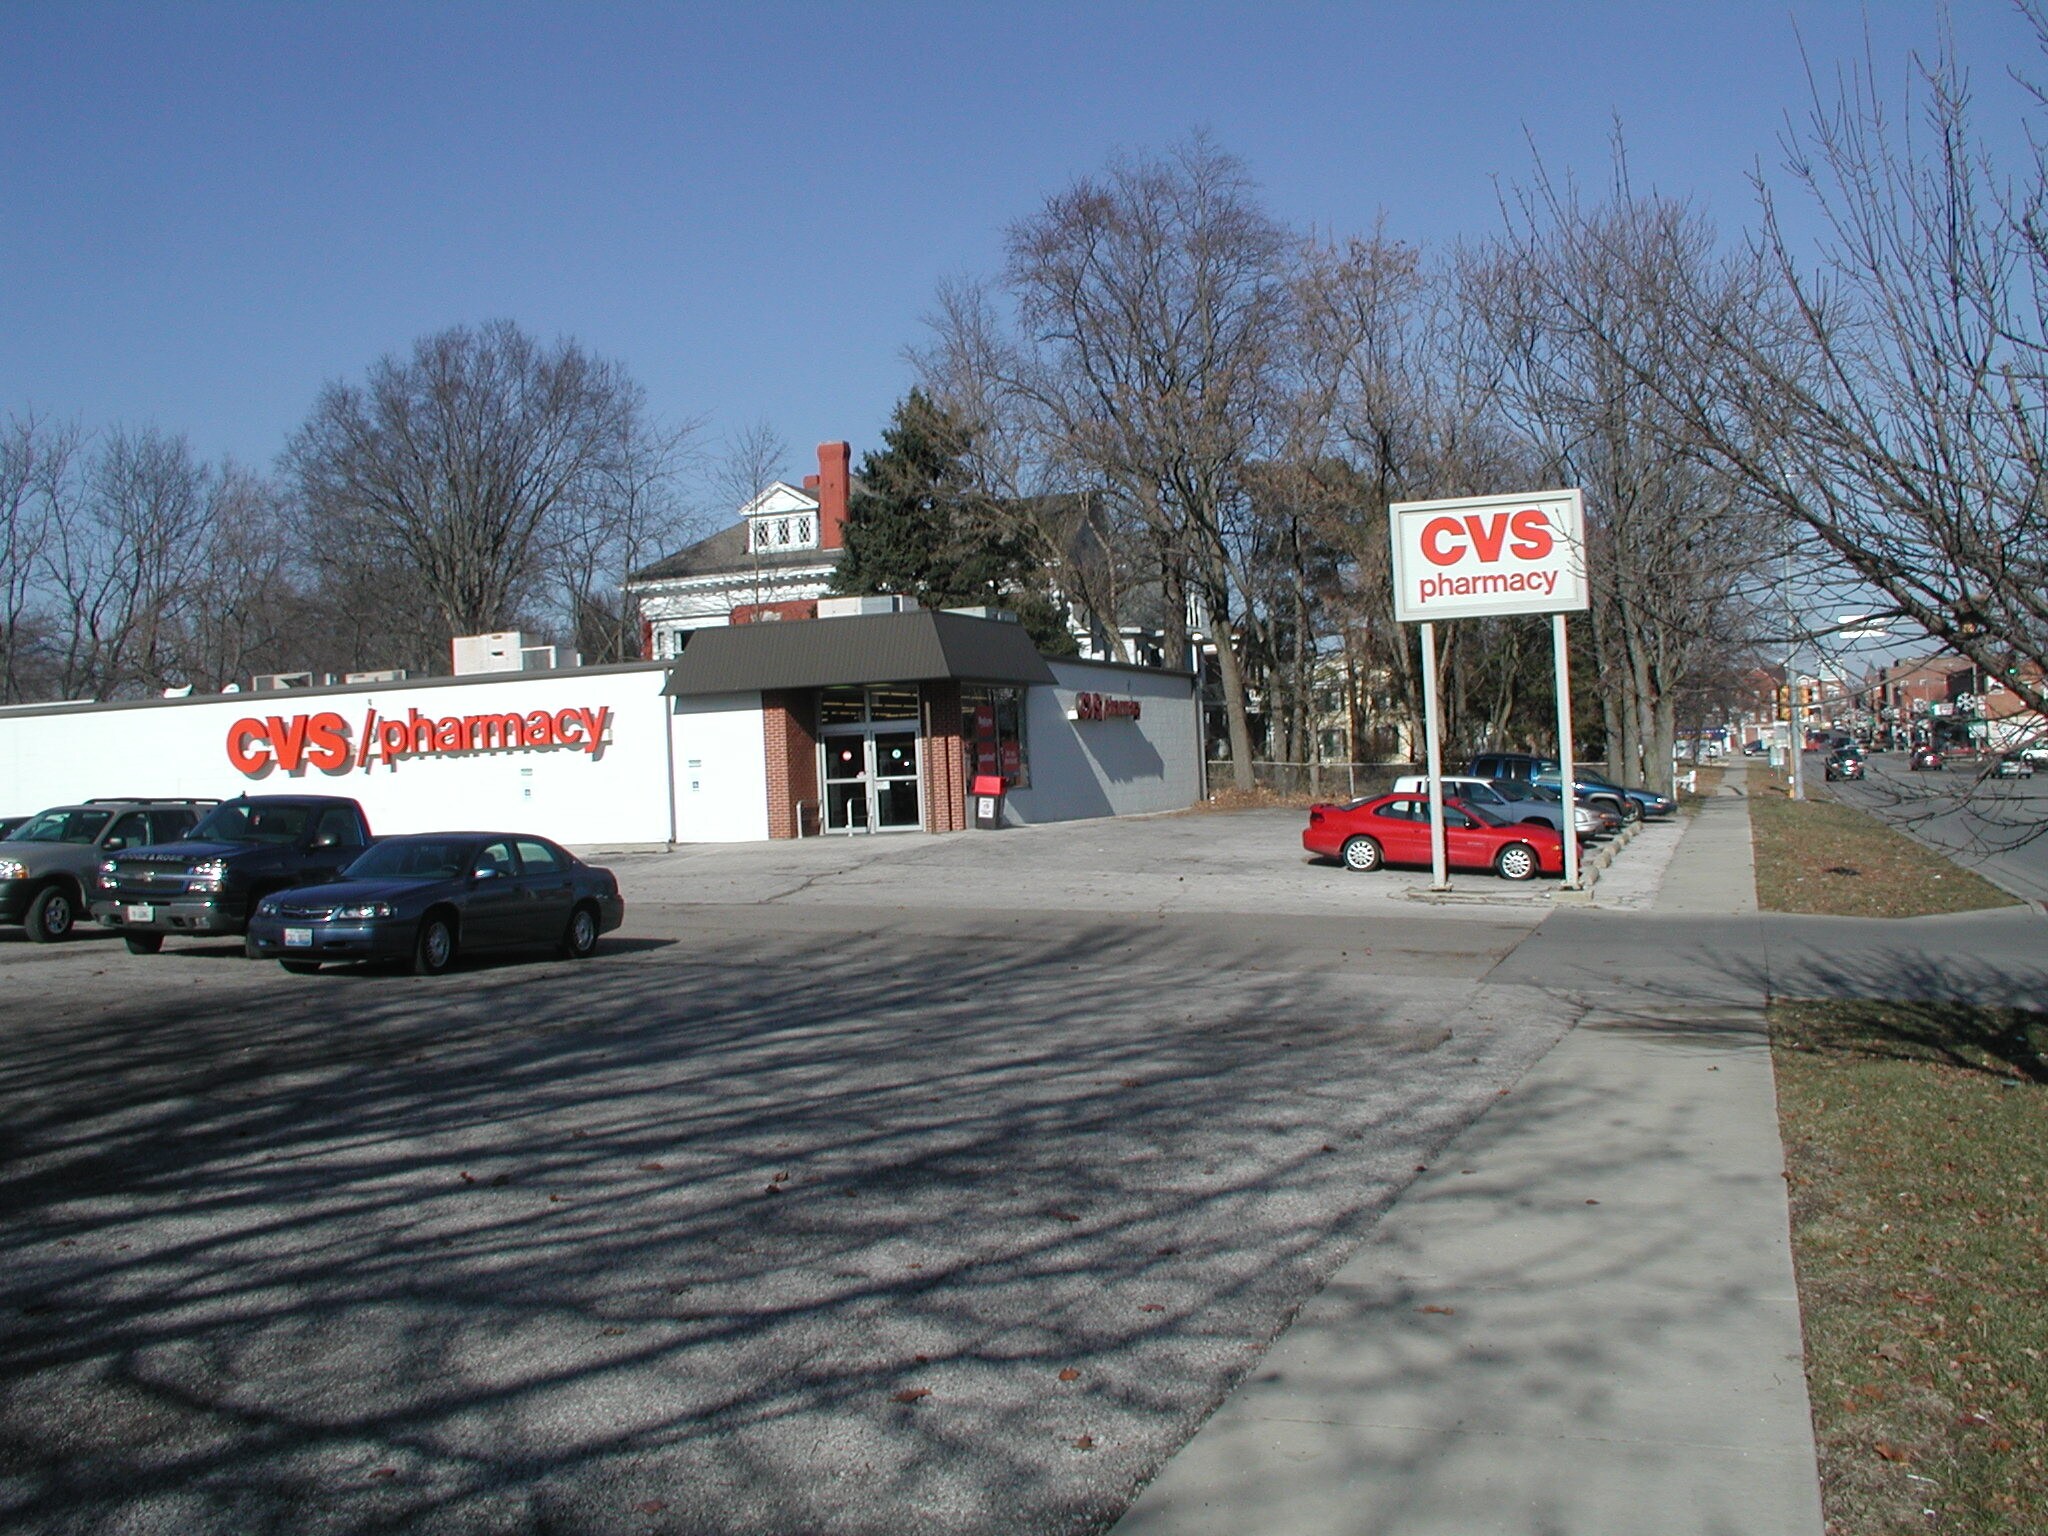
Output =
[
  {"x1": 520, "y1": 645, "x2": 557, "y2": 671},
  {"x1": 252, "y1": 671, "x2": 315, "y2": 691},
  {"x1": 343, "y1": 668, "x2": 409, "y2": 684},
  {"x1": 816, "y1": 594, "x2": 921, "y2": 619},
  {"x1": 451, "y1": 631, "x2": 527, "y2": 676}
]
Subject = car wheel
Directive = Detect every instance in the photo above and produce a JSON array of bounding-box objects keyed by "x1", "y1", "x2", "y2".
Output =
[
  {"x1": 1495, "y1": 843, "x2": 1539, "y2": 881},
  {"x1": 1340, "y1": 835, "x2": 1383, "y2": 873},
  {"x1": 559, "y1": 903, "x2": 600, "y2": 960},
  {"x1": 24, "y1": 884, "x2": 77, "y2": 943},
  {"x1": 123, "y1": 932, "x2": 164, "y2": 954},
  {"x1": 413, "y1": 914, "x2": 456, "y2": 976},
  {"x1": 279, "y1": 960, "x2": 321, "y2": 975}
]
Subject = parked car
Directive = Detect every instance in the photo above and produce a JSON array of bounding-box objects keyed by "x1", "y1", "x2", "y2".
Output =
[
  {"x1": 1741, "y1": 740, "x2": 1769, "y2": 757},
  {"x1": 1991, "y1": 753, "x2": 2035, "y2": 779},
  {"x1": 92, "y1": 794, "x2": 372, "y2": 953},
  {"x1": 1823, "y1": 750, "x2": 1865, "y2": 782},
  {"x1": 2020, "y1": 740, "x2": 2048, "y2": 764},
  {"x1": 0, "y1": 799, "x2": 213, "y2": 942},
  {"x1": 1909, "y1": 746, "x2": 1944, "y2": 771},
  {"x1": 1389, "y1": 774, "x2": 1605, "y2": 839},
  {"x1": 245, "y1": 831, "x2": 625, "y2": 974},
  {"x1": 0, "y1": 816, "x2": 25, "y2": 840},
  {"x1": 1567, "y1": 769, "x2": 1677, "y2": 819},
  {"x1": 1303, "y1": 793, "x2": 1566, "y2": 881},
  {"x1": 1465, "y1": 753, "x2": 1639, "y2": 823}
]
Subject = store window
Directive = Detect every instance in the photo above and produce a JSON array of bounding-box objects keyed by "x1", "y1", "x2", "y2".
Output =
[
  {"x1": 961, "y1": 684, "x2": 1029, "y2": 788},
  {"x1": 818, "y1": 684, "x2": 923, "y2": 726}
]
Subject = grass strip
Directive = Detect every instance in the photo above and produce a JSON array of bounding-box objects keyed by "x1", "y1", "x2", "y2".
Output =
[
  {"x1": 1750, "y1": 780, "x2": 2017, "y2": 917},
  {"x1": 1774, "y1": 1000, "x2": 2048, "y2": 1534}
]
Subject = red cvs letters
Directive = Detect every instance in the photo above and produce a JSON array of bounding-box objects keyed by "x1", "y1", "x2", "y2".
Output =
[{"x1": 1419, "y1": 509, "x2": 1554, "y2": 567}]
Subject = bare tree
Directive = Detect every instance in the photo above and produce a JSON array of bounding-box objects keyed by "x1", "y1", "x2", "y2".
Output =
[
  {"x1": 1468, "y1": 171, "x2": 1778, "y2": 791},
  {"x1": 1609, "y1": 17, "x2": 2048, "y2": 725},
  {"x1": 930, "y1": 134, "x2": 1295, "y2": 788},
  {"x1": 285, "y1": 320, "x2": 648, "y2": 655},
  {"x1": 556, "y1": 414, "x2": 703, "y2": 663},
  {"x1": 0, "y1": 412, "x2": 77, "y2": 702},
  {"x1": 42, "y1": 426, "x2": 216, "y2": 700}
]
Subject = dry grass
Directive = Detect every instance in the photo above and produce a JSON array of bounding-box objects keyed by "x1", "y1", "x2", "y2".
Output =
[
  {"x1": 1748, "y1": 769, "x2": 2018, "y2": 917},
  {"x1": 1774, "y1": 1000, "x2": 2048, "y2": 1535}
]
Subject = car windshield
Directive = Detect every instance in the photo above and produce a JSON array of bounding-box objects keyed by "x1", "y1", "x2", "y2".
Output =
[
  {"x1": 12, "y1": 808, "x2": 112, "y2": 844},
  {"x1": 343, "y1": 837, "x2": 476, "y2": 880},
  {"x1": 189, "y1": 801, "x2": 314, "y2": 845},
  {"x1": 1491, "y1": 781, "x2": 1543, "y2": 803}
]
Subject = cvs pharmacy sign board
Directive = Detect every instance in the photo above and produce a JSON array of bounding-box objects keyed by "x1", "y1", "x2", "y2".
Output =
[{"x1": 1389, "y1": 489, "x2": 1588, "y2": 623}]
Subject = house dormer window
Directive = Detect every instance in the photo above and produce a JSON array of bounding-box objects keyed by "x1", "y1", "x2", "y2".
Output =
[{"x1": 749, "y1": 513, "x2": 817, "y2": 553}]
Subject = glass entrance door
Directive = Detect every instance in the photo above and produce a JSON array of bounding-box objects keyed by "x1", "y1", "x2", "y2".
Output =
[
  {"x1": 872, "y1": 731, "x2": 921, "y2": 829},
  {"x1": 820, "y1": 730, "x2": 923, "y2": 833},
  {"x1": 823, "y1": 736, "x2": 870, "y2": 832}
]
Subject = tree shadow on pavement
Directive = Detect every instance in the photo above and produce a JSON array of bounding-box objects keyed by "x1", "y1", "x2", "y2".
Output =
[{"x1": 0, "y1": 921, "x2": 1571, "y2": 1536}]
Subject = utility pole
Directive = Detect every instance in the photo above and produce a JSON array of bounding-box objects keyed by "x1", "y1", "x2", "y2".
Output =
[{"x1": 1785, "y1": 549, "x2": 1805, "y2": 801}]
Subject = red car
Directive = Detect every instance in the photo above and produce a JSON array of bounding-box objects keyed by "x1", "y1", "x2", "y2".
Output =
[{"x1": 1302, "y1": 792, "x2": 1567, "y2": 881}]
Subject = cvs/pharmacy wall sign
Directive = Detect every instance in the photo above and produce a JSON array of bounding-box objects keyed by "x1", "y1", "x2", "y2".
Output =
[{"x1": 1389, "y1": 489, "x2": 1588, "y2": 623}]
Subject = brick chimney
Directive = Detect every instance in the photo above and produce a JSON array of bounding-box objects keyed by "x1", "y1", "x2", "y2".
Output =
[{"x1": 815, "y1": 441, "x2": 851, "y2": 549}]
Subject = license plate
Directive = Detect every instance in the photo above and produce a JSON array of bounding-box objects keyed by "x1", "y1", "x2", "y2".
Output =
[
  {"x1": 284, "y1": 928, "x2": 313, "y2": 948},
  {"x1": 125, "y1": 904, "x2": 154, "y2": 923}
]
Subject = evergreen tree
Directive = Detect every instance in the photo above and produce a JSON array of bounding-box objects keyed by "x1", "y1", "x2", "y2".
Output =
[{"x1": 831, "y1": 390, "x2": 1077, "y2": 654}]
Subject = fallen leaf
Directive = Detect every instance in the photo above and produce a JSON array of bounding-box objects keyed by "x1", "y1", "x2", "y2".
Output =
[
  {"x1": 1876, "y1": 1341, "x2": 1910, "y2": 1364},
  {"x1": 1141, "y1": 1303, "x2": 1166, "y2": 1312},
  {"x1": 369, "y1": 1467, "x2": 397, "y2": 1480},
  {"x1": 893, "y1": 1388, "x2": 931, "y2": 1404},
  {"x1": 1072, "y1": 1433, "x2": 1095, "y2": 1450},
  {"x1": 1875, "y1": 1441, "x2": 1911, "y2": 1463},
  {"x1": 635, "y1": 1499, "x2": 667, "y2": 1513},
  {"x1": 1420, "y1": 1305, "x2": 1455, "y2": 1316},
  {"x1": 1585, "y1": 1199, "x2": 1600, "y2": 1205},
  {"x1": 1049, "y1": 1209, "x2": 1081, "y2": 1223},
  {"x1": 638, "y1": 1162, "x2": 664, "y2": 1172},
  {"x1": 602, "y1": 1326, "x2": 624, "y2": 1336},
  {"x1": 548, "y1": 1194, "x2": 566, "y2": 1203},
  {"x1": 1320, "y1": 1144, "x2": 1336, "y2": 1153},
  {"x1": 772, "y1": 1171, "x2": 789, "y2": 1184},
  {"x1": 459, "y1": 1172, "x2": 476, "y2": 1184},
  {"x1": 1120, "y1": 1078, "x2": 1142, "y2": 1088},
  {"x1": 1058, "y1": 1367, "x2": 1080, "y2": 1382},
  {"x1": 763, "y1": 1185, "x2": 781, "y2": 1196},
  {"x1": 1153, "y1": 1246, "x2": 1178, "y2": 1257}
]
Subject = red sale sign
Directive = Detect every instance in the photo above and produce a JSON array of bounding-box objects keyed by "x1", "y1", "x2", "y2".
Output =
[{"x1": 1389, "y1": 489, "x2": 1588, "y2": 622}]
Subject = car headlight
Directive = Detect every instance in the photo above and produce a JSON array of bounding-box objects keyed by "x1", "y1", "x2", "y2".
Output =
[
  {"x1": 0, "y1": 857, "x2": 25, "y2": 881},
  {"x1": 187, "y1": 858, "x2": 228, "y2": 893},
  {"x1": 256, "y1": 896, "x2": 280, "y2": 916},
  {"x1": 331, "y1": 901, "x2": 394, "y2": 920}
]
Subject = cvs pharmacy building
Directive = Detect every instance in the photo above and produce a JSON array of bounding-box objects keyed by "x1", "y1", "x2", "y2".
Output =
[{"x1": 0, "y1": 610, "x2": 1202, "y2": 848}]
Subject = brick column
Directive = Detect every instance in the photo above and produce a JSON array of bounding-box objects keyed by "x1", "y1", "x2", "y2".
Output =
[
  {"x1": 921, "y1": 680, "x2": 966, "y2": 833},
  {"x1": 762, "y1": 690, "x2": 819, "y2": 839}
]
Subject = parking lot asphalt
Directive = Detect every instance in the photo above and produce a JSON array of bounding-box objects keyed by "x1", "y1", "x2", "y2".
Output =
[{"x1": 0, "y1": 812, "x2": 1581, "y2": 1536}]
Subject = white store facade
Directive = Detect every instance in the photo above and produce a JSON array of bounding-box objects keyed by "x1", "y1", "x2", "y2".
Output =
[{"x1": 0, "y1": 612, "x2": 1203, "y2": 849}]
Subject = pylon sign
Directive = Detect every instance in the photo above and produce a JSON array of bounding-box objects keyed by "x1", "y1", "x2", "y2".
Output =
[{"x1": 1389, "y1": 489, "x2": 1588, "y2": 623}]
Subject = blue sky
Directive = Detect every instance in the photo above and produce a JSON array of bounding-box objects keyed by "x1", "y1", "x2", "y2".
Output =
[{"x1": 2, "y1": 2, "x2": 2035, "y2": 500}]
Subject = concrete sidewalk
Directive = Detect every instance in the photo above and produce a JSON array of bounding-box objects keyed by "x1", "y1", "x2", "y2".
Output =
[{"x1": 1114, "y1": 767, "x2": 1824, "y2": 1535}]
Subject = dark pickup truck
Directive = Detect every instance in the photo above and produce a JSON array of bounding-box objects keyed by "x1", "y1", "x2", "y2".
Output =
[{"x1": 91, "y1": 794, "x2": 372, "y2": 954}]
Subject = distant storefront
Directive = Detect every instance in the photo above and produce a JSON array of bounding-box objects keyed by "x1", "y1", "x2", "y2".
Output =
[{"x1": 0, "y1": 611, "x2": 1202, "y2": 848}]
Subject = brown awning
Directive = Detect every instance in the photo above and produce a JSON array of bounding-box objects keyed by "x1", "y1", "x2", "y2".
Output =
[{"x1": 662, "y1": 610, "x2": 1058, "y2": 696}]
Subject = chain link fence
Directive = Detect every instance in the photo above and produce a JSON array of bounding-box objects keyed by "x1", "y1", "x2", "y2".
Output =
[{"x1": 1203, "y1": 761, "x2": 1421, "y2": 803}]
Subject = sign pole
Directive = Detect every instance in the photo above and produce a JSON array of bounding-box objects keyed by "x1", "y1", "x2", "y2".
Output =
[
  {"x1": 1420, "y1": 620, "x2": 1449, "y2": 891},
  {"x1": 1553, "y1": 612, "x2": 1581, "y2": 890}
]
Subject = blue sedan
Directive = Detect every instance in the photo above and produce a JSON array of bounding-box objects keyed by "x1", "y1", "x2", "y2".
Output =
[{"x1": 245, "y1": 832, "x2": 625, "y2": 975}]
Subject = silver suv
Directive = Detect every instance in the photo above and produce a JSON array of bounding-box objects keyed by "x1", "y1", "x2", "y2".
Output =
[{"x1": 0, "y1": 800, "x2": 213, "y2": 942}]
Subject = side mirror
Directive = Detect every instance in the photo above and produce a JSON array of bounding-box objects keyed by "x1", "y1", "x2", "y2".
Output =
[{"x1": 471, "y1": 865, "x2": 499, "y2": 882}]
